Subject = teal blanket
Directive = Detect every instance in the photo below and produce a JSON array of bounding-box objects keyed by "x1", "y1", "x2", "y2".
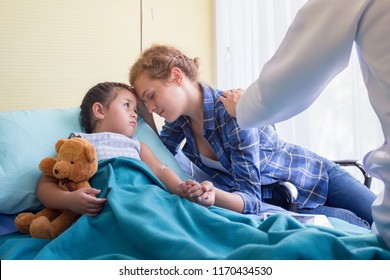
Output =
[{"x1": 1, "y1": 157, "x2": 389, "y2": 260}]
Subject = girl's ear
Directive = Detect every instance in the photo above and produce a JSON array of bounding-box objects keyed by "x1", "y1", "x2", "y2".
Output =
[
  {"x1": 171, "y1": 67, "x2": 183, "y2": 86},
  {"x1": 92, "y1": 102, "x2": 105, "y2": 120}
]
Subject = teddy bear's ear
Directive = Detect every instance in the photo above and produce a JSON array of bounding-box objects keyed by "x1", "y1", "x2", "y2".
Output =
[
  {"x1": 84, "y1": 144, "x2": 97, "y2": 163},
  {"x1": 55, "y1": 138, "x2": 67, "y2": 154}
]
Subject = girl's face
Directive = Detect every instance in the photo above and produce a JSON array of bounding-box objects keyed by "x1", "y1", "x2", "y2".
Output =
[
  {"x1": 133, "y1": 72, "x2": 183, "y2": 123},
  {"x1": 97, "y1": 89, "x2": 138, "y2": 138}
]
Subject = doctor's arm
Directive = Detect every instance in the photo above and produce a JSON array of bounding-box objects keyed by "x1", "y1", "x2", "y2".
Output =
[{"x1": 235, "y1": 0, "x2": 367, "y2": 128}]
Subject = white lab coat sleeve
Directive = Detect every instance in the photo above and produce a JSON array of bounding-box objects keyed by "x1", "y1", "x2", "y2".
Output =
[
  {"x1": 236, "y1": 0, "x2": 371, "y2": 129},
  {"x1": 356, "y1": 0, "x2": 390, "y2": 249}
]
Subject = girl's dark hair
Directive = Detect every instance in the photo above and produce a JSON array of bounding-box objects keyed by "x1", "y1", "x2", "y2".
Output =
[{"x1": 80, "y1": 82, "x2": 133, "y2": 133}]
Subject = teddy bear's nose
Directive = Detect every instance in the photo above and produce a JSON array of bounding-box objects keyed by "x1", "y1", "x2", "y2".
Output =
[{"x1": 54, "y1": 169, "x2": 59, "y2": 174}]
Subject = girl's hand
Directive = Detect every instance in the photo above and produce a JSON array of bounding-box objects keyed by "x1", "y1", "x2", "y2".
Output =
[
  {"x1": 181, "y1": 179, "x2": 204, "y2": 201},
  {"x1": 65, "y1": 188, "x2": 107, "y2": 216},
  {"x1": 177, "y1": 180, "x2": 196, "y2": 202}
]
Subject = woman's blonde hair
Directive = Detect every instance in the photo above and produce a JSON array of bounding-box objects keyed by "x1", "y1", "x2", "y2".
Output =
[{"x1": 129, "y1": 44, "x2": 200, "y2": 85}]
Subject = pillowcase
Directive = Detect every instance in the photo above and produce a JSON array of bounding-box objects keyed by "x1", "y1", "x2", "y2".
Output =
[{"x1": 0, "y1": 107, "x2": 188, "y2": 214}]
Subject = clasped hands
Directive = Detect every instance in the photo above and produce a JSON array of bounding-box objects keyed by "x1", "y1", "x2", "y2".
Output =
[{"x1": 177, "y1": 180, "x2": 215, "y2": 207}]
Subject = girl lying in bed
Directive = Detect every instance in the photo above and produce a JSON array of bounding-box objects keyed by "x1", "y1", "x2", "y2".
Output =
[{"x1": 36, "y1": 82, "x2": 215, "y2": 216}]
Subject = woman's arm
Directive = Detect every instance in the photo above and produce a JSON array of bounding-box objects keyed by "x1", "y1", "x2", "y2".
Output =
[
  {"x1": 36, "y1": 174, "x2": 107, "y2": 216},
  {"x1": 222, "y1": 111, "x2": 264, "y2": 214},
  {"x1": 214, "y1": 188, "x2": 244, "y2": 213},
  {"x1": 179, "y1": 179, "x2": 244, "y2": 212}
]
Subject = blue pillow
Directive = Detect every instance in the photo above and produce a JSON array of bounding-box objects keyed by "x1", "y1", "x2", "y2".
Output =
[{"x1": 0, "y1": 107, "x2": 188, "y2": 214}]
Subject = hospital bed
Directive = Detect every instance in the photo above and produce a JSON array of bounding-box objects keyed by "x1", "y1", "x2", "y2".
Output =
[{"x1": 0, "y1": 107, "x2": 389, "y2": 259}]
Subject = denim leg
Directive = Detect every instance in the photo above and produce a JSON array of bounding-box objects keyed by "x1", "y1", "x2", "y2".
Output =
[
  {"x1": 298, "y1": 159, "x2": 376, "y2": 228},
  {"x1": 324, "y1": 159, "x2": 376, "y2": 224}
]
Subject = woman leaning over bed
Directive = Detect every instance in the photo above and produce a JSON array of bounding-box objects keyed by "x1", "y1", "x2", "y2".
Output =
[
  {"x1": 129, "y1": 44, "x2": 376, "y2": 229},
  {"x1": 36, "y1": 82, "x2": 216, "y2": 217}
]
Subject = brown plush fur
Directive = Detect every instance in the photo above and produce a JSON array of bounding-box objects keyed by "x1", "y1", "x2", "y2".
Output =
[{"x1": 15, "y1": 137, "x2": 98, "y2": 239}]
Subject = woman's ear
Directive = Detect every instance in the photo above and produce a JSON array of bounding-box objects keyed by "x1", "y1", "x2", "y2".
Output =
[
  {"x1": 92, "y1": 102, "x2": 105, "y2": 120},
  {"x1": 171, "y1": 67, "x2": 183, "y2": 86}
]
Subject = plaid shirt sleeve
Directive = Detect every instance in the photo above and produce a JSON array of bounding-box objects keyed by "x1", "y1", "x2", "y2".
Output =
[{"x1": 221, "y1": 112, "x2": 266, "y2": 214}]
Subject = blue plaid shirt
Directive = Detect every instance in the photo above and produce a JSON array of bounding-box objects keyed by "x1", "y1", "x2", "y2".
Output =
[{"x1": 160, "y1": 84, "x2": 329, "y2": 214}]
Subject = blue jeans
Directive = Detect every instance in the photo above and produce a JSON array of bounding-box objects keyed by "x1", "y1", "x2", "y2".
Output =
[{"x1": 296, "y1": 159, "x2": 376, "y2": 229}]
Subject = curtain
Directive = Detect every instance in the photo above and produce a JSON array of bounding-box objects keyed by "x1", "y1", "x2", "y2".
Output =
[{"x1": 214, "y1": 0, "x2": 384, "y2": 192}]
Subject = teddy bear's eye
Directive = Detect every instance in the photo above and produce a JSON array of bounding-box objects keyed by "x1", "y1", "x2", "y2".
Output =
[{"x1": 71, "y1": 161, "x2": 74, "y2": 164}]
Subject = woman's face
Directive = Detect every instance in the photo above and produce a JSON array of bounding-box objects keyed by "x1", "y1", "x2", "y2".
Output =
[{"x1": 133, "y1": 72, "x2": 183, "y2": 123}]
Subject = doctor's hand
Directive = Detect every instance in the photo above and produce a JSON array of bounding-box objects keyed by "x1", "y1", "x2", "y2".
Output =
[{"x1": 219, "y1": 88, "x2": 244, "y2": 118}]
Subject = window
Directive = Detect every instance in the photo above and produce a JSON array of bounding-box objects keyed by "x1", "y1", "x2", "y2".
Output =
[{"x1": 214, "y1": 0, "x2": 384, "y2": 192}]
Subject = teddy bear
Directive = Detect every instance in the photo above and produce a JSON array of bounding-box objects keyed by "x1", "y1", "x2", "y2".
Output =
[{"x1": 14, "y1": 137, "x2": 98, "y2": 239}]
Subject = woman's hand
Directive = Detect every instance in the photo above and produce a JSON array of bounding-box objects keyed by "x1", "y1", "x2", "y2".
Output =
[
  {"x1": 219, "y1": 88, "x2": 244, "y2": 118},
  {"x1": 197, "y1": 181, "x2": 215, "y2": 207},
  {"x1": 65, "y1": 188, "x2": 107, "y2": 216}
]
